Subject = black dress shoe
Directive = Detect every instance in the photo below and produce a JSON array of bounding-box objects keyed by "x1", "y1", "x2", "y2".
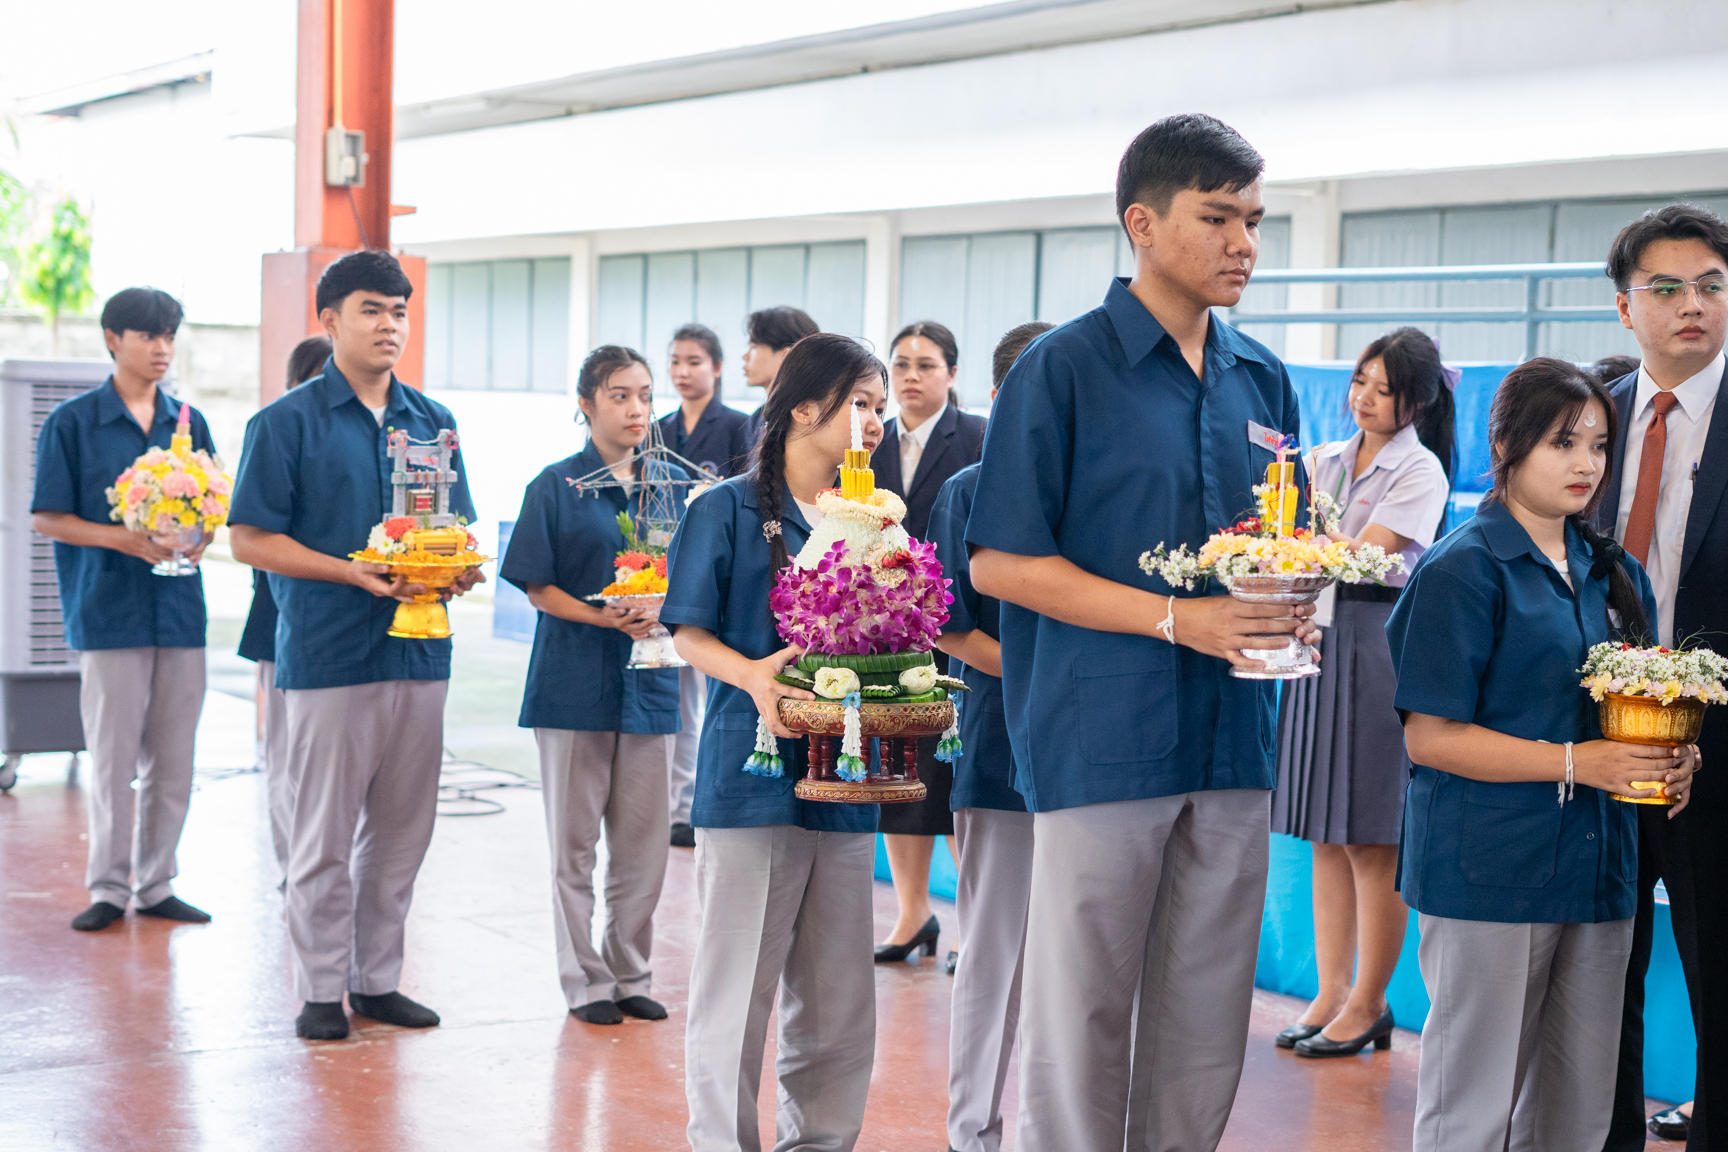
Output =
[
  {"x1": 71, "y1": 901, "x2": 125, "y2": 932},
  {"x1": 670, "y1": 822, "x2": 696, "y2": 848},
  {"x1": 615, "y1": 995, "x2": 668, "y2": 1020},
  {"x1": 1294, "y1": 1008, "x2": 1394, "y2": 1058},
  {"x1": 1649, "y1": 1106, "x2": 1690, "y2": 1141},
  {"x1": 944, "y1": 950, "x2": 959, "y2": 976},
  {"x1": 137, "y1": 896, "x2": 211, "y2": 923},
  {"x1": 1275, "y1": 1023, "x2": 1323, "y2": 1049},
  {"x1": 296, "y1": 1001, "x2": 350, "y2": 1040},
  {"x1": 573, "y1": 999, "x2": 624, "y2": 1025},
  {"x1": 348, "y1": 991, "x2": 440, "y2": 1028},
  {"x1": 874, "y1": 915, "x2": 939, "y2": 963}
]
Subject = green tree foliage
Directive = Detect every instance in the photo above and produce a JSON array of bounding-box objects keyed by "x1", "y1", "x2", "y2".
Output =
[
  {"x1": 20, "y1": 196, "x2": 93, "y2": 354},
  {"x1": 0, "y1": 169, "x2": 25, "y2": 307}
]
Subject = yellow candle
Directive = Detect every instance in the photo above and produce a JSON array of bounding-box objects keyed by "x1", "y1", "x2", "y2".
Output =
[{"x1": 1263, "y1": 462, "x2": 1296, "y2": 535}]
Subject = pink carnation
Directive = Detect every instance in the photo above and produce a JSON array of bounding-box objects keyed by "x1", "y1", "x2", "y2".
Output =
[
  {"x1": 116, "y1": 467, "x2": 136, "y2": 485},
  {"x1": 770, "y1": 538, "x2": 952, "y2": 656},
  {"x1": 199, "y1": 495, "x2": 224, "y2": 515},
  {"x1": 161, "y1": 472, "x2": 201, "y2": 499},
  {"x1": 207, "y1": 474, "x2": 231, "y2": 497},
  {"x1": 124, "y1": 483, "x2": 151, "y2": 507}
]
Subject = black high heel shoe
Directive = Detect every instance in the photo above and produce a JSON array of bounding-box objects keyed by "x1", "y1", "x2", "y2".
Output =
[
  {"x1": 1293, "y1": 1008, "x2": 1394, "y2": 1058},
  {"x1": 874, "y1": 915, "x2": 939, "y2": 963},
  {"x1": 1275, "y1": 1023, "x2": 1322, "y2": 1049}
]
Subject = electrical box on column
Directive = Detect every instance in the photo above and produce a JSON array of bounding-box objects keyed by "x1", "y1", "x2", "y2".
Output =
[{"x1": 324, "y1": 125, "x2": 366, "y2": 187}]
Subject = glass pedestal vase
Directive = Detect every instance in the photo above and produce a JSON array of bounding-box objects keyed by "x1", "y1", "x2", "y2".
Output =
[
  {"x1": 149, "y1": 527, "x2": 204, "y2": 577},
  {"x1": 599, "y1": 594, "x2": 687, "y2": 669},
  {"x1": 1218, "y1": 574, "x2": 1333, "y2": 680}
]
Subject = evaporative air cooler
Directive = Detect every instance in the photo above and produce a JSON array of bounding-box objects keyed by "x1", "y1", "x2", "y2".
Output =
[{"x1": 0, "y1": 359, "x2": 109, "y2": 789}]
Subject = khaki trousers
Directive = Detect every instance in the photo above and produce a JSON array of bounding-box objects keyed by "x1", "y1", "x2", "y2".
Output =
[
  {"x1": 78, "y1": 647, "x2": 206, "y2": 908},
  {"x1": 1016, "y1": 790, "x2": 1270, "y2": 1152},
  {"x1": 535, "y1": 728, "x2": 672, "y2": 1007},
  {"x1": 684, "y1": 825, "x2": 877, "y2": 1152},
  {"x1": 282, "y1": 679, "x2": 447, "y2": 1003}
]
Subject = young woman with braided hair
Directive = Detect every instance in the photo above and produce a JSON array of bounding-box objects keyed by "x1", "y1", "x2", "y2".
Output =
[
  {"x1": 661, "y1": 333, "x2": 889, "y2": 1151},
  {"x1": 1386, "y1": 357, "x2": 1697, "y2": 1151}
]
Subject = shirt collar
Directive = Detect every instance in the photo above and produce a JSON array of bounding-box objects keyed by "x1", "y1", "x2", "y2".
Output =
[
  {"x1": 900, "y1": 402, "x2": 947, "y2": 450},
  {"x1": 1476, "y1": 498, "x2": 1589, "y2": 573},
  {"x1": 1633, "y1": 350, "x2": 1726, "y2": 424},
  {"x1": 318, "y1": 355, "x2": 408, "y2": 416},
  {"x1": 1102, "y1": 277, "x2": 1267, "y2": 369},
  {"x1": 95, "y1": 378, "x2": 177, "y2": 428}
]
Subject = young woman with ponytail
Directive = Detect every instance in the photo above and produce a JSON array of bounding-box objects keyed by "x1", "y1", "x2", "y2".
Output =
[
  {"x1": 1386, "y1": 357, "x2": 1697, "y2": 1151},
  {"x1": 1274, "y1": 327, "x2": 1455, "y2": 1058},
  {"x1": 660, "y1": 333, "x2": 889, "y2": 1151}
]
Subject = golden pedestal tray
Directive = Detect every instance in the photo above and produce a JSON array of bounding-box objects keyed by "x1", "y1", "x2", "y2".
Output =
[
  {"x1": 777, "y1": 696, "x2": 955, "y2": 804},
  {"x1": 1600, "y1": 692, "x2": 1704, "y2": 805},
  {"x1": 353, "y1": 527, "x2": 489, "y2": 640}
]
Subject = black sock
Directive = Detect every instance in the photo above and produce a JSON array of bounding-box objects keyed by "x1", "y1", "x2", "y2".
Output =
[
  {"x1": 71, "y1": 902, "x2": 124, "y2": 932},
  {"x1": 348, "y1": 991, "x2": 440, "y2": 1028},
  {"x1": 614, "y1": 995, "x2": 667, "y2": 1021},
  {"x1": 572, "y1": 1000, "x2": 624, "y2": 1025},
  {"x1": 296, "y1": 1001, "x2": 349, "y2": 1041}
]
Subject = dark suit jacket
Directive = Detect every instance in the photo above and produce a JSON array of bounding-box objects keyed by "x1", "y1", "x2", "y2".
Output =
[
  {"x1": 657, "y1": 395, "x2": 753, "y2": 480},
  {"x1": 1599, "y1": 361, "x2": 1728, "y2": 812},
  {"x1": 871, "y1": 402, "x2": 987, "y2": 540}
]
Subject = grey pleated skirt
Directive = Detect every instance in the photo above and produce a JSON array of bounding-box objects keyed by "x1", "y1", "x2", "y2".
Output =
[{"x1": 1272, "y1": 597, "x2": 1409, "y2": 846}]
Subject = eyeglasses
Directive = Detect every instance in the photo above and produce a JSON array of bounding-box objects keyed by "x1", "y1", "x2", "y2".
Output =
[{"x1": 1625, "y1": 275, "x2": 1728, "y2": 303}]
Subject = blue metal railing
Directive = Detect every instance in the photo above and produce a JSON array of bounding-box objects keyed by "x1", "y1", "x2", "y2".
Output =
[{"x1": 1229, "y1": 261, "x2": 1618, "y2": 359}]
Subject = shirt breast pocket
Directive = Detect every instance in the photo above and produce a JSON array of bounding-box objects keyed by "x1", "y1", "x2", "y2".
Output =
[
  {"x1": 1072, "y1": 652, "x2": 1179, "y2": 765},
  {"x1": 1458, "y1": 780, "x2": 1563, "y2": 889},
  {"x1": 709, "y1": 710, "x2": 793, "y2": 798}
]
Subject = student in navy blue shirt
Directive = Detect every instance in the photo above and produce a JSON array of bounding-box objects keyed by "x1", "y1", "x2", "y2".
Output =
[
  {"x1": 654, "y1": 323, "x2": 750, "y2": 852},
  {"x1": 739, "y1": 305, "x2": 817, "y2": 446},
  {"x1": 502, "y1": 345, "x2": 686, "y2": 1027},
  {"x1": 662, "y1": 333, "x2": 884, "y2": 1151},
  {"x1": 230, "y1": 251, "x2": 482, "y2": 1043},
  {"x1": 239, "y1": 333, "x2": 329, "y2": 888},
  {"x1": 928, "y1": 320, "x2": 1048, "y2": 1152},
  {"x1": 33, "y1": 287, "x2": 217, "y2": 934},
  {"x1": 965, "y1": 115, "x2": 1317, "y2": 1152},
  {"x1": 1387, "y1": 359, "x2": 1695, "y2": 1151}
]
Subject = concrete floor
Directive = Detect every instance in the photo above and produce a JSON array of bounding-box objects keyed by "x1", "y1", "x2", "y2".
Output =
[{"x1": 0, "y1": 687, "x2": 1681, "y2": 1151}]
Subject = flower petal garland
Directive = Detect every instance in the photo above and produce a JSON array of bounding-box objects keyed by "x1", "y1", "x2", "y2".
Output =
[
  {"x1": 770, "y1": 538, "x2": 952, "y2": 655},
  {"x1": 746, "y1": 715, "x2": 784, "y2": 778},
  {"x1": 836, "y1": 690, "x2": 867, "y2": 781},
  {"x1": 933, "y1": 691, "x2": 963, "y2": 764},
  {"x1": 1139, "y1": 531, "x2": 1402, "y2": 590},
  {"x1": 1579, "y1": 642, "x2": 1728, "y2": 705}
]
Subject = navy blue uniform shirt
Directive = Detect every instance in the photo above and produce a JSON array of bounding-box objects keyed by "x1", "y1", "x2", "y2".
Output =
[
  {"x1": 1386, "y1": 500, "x2": 1655, "y2": 924},
  {"x1": 928, "y1": 463, "x2": 1022, "y2": 813},
  {"x1": 238, "y1": 569, "x2": 278, "y2": 663},
  {"x1": 658, "y1": 395, "x2": 753, "y2": 480},
  {"x1": 501, "y1": 444, "x2": 684, "y2": 734},
  {"x1": 661, "y1": 476, "x2": 878, "y2": 833},
  {"x1": 964, "y1": 279, "x2": 1304, "y2": 812},
  {"x1": 31, "y1": 379, "x2": 215, "y2": 651},
  {"x1": 228, "y1": 358, "x2": 477, "y2": 690}
]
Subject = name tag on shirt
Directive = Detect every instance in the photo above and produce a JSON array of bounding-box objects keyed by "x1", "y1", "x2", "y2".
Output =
[{"x1": 1247, "y1": 421, "x2": 1288, "y2": 451}]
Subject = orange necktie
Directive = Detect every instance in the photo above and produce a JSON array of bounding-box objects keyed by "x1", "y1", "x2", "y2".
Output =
[{"x1": 1624, "y1": 390, "x2": 1679, "y2": 566}]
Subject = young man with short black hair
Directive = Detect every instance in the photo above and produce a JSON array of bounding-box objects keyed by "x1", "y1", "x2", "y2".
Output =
[
  {"x1": 740, "y1": 305, "x2": 817, "y2": 444},
  {"x1": 230, "y1": 249, "x2": 482, "y2": 1041},
  {"x1": 967, "y1": 114, "x2": 1313, "y2": 1151},
  {"x1": 33, "y1": 286, "x2": 216, "y2": 933},
  {"x1": 1595, "y1": 202, "x2": 1728, "y2": 1152}
]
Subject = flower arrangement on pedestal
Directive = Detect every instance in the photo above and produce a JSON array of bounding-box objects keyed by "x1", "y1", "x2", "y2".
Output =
[
  {"x1": 584, "y1": 511, "x2": 681, "y2": 668},
  {"x1": 106, "y1": 403, "x2": 231, "y2": 576},
  {"x1": 1137, "y1": 440, "x2": 1403, "y2": 679},
  {"x1": 1581, "y1": 641, "x2": 1727, "y2": 804}
]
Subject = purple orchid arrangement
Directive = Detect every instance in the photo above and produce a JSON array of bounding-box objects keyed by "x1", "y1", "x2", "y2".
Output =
[{"x1": 770, "y1": 538, "x2": 953, "y2": 655}]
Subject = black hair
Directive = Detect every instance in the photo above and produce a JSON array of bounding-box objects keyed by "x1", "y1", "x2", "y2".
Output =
[
  {"x1": 286, "y1": 335, "x2": 331, "y2": 390},
  {"x1": 752, "y1": 333, "x2": 887, "y2": 590},
  {"x1": 746, "y1": 306, "x2": 818, "y2": 352},
  {"x1": 314, "y1": 249, "x2": 413, "y2": 315},
  {"x1": 1354, "y1": 327, "x2": 1457, "y2": 483},
  {"x1": 1487, "y1": 357, "x2": 1649, "y2": 641},
  {"x1": 891, "y1": 320, "x2": 960, "y2": 405},
  {"x1": 1115, "y1": 113, "x2": 1264, "y2": 231},
  {"x1": 1605, "y1": 203, "x2": 1728, "y2": 292},
  {"x1": 575, "y1": 345, "x2": 651, "y2": 425},
  {"x1": 992, "y1": 321, "x2": 1053, "y2": 389},
  {"x1": 100, "y1": 287, "x2": 183, "y2": 341},
  {"x1": 1587, "y1": 354, "x2": 1640, "y2": 387},
  {"x1": 671, "y1": 323, "x2": 723, "y2": 368}
]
